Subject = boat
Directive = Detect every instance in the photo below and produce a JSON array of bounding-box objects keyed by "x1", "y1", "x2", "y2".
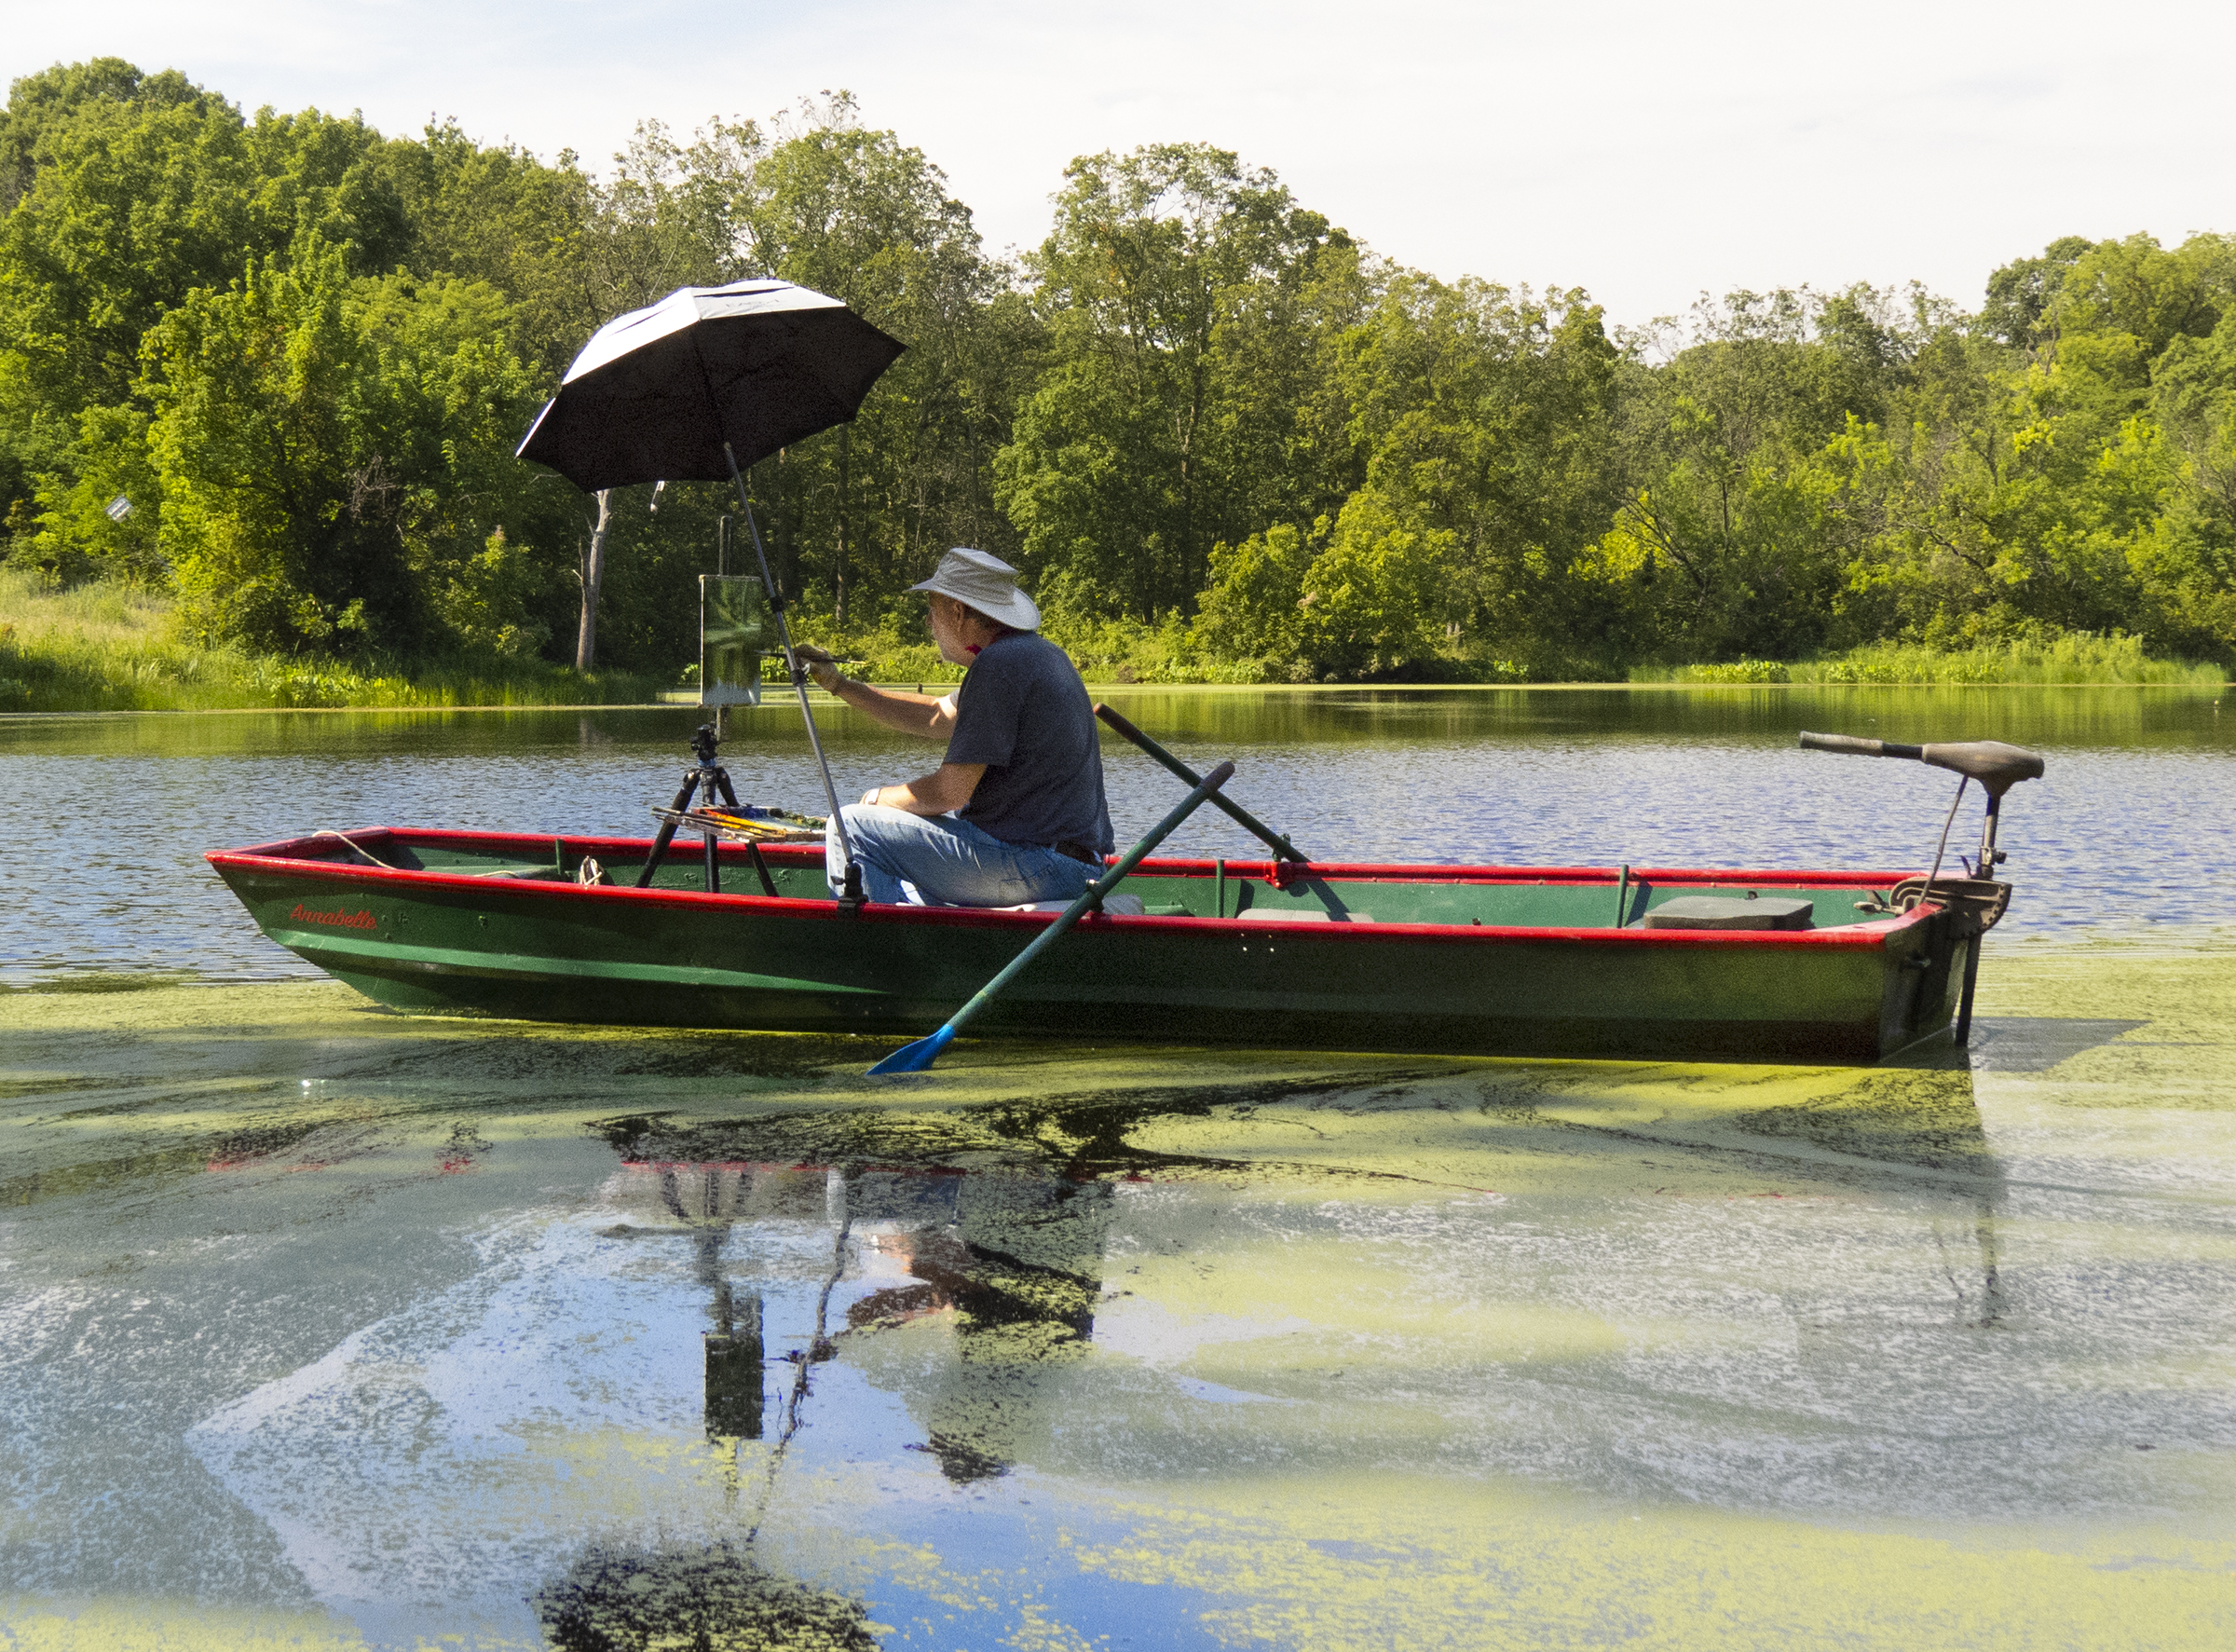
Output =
[{"x1": 204, "y1": 826, "x2": 2010, "y2": 1063}]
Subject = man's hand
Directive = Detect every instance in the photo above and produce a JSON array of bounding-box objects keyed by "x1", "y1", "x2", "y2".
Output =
[
  {"x1": 790, "y1": 644, "x2": 841, "y2": 692},
  {"x1": 860, "y1": 764, "x2": 984, "y2": 816}
]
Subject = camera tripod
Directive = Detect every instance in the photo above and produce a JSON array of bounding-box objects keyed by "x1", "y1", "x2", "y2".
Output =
[{"x1": 633, "y1": 723, "x2": 798, "y2": 898}]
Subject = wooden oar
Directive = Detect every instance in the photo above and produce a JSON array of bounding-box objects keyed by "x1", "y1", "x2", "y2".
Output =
[
  {"x1": 866, "y1": 760, "x2": 1237, "y2": 1075},
  {"x1": 1093, "y1": 703, "x2": 1306, "y2": 863}
]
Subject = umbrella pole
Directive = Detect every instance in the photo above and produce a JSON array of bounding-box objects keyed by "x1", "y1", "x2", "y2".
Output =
[{"x1": 723, "y1": 444, "x2": 863, "y2": 904}]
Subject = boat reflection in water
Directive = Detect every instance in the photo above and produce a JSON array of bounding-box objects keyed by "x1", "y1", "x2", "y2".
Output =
[
  {"x1": 1732, "y1": 1057, "x2": 2007, "y2": 1334},
  {"x1": 595, "y1": 1051, "x2": 2014, "y2": 1522}
]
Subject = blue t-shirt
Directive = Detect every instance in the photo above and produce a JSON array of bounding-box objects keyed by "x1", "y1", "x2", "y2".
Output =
[{"x1": 944, "y1": 633, "x2": 1114, "y2": 854}]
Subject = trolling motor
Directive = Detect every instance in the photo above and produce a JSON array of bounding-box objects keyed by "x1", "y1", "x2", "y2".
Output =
[{"x1": 1798, "y1": 731, "x2": 2047, "y2": 1046}]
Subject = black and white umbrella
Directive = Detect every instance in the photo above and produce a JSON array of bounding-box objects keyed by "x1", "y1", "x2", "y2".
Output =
[
  {"x1": 516, "y1": 280, "x2": 905, "y2": 490},
  {"x1": 518, "y1": 280, "x2": 907, "y2": 896}
]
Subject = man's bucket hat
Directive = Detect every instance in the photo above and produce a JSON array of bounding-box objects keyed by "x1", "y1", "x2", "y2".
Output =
[{"x1": 909, "y1": 548, "x2": 1040, "y2": 632}]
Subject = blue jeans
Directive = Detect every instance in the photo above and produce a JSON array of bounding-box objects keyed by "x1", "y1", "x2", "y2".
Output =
[{"x1": 826, "y1": 805, "x2": 1100, "y2": 907}]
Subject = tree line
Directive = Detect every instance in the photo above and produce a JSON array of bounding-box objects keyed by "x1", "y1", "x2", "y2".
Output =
[{"x1": 3, "y1": 58, "x2": 2230, "y2": 681}]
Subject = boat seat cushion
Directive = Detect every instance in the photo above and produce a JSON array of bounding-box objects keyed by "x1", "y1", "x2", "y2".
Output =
[
  {"x1": 894, "y1": 881, "x2": 1142, "y2": 917},
  {"x1": 1641, "y1": 895, "x2": 1815, "y2": 931},
  {"x1": 1004, "y1": 894, "x2": 1145, "y2": 916}
]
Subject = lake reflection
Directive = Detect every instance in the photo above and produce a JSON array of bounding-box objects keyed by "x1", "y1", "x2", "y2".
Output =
[
  {"x1": 7, "y1": 914, "x2": 2235, "y2": 1648},
  {"x1": 157, "y1": 1047, "x2": 2049, "y2": 1642},
  {"x1": 1, "y1": 684, "x2": 2230, "y2": 986}
]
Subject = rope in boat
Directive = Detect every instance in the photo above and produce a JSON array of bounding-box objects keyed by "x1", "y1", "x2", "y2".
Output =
[{"x1": 311, "y1": 829, "x2": 401, "y2": 869}]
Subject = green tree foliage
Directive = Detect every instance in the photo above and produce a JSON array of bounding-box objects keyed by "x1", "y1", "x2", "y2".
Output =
[
  {"x1": 0, "y1": 58, "x2": 2230, "y2": 684},
  {"x1": 141, "y1": 235, "x2": 548, "y2": 655},
  {"x1": 1807, "y1": 239, "x2": 2236, "y2": 660},
  {"x1": 996, "y1": 143, "x2": 1353, "y2": 620}
]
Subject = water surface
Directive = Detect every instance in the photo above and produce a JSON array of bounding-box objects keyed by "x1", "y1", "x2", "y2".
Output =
[
  {"x1": 5, "y1": 952, "x2": 2233, "y2": 1649},
  {"x1": 3, "y1": 687, "x2": 2232, "y2": 1649},
  {"x1": 1, "y1": 685, "x2": 2229, "y2": 983}
]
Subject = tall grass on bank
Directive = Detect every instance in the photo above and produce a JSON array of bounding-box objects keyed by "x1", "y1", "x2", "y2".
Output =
[
  {"x1": 825, "y1": 607, "x2": 2228, "y2": 689},
  {"x1": 8, "y1": 571, "x2": 2222, "y2": 708},
  {"x1": 0, "y1": 572, "x2": 663, "y2": 711},
  {"x1": 1631, "y1": 635, "x2": 2225, "y2": 687}
]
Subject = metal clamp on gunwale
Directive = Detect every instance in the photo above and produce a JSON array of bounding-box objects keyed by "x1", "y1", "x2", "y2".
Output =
[{"x1": 1888, "y1": 875, "x2": 2011, "y2": 929}]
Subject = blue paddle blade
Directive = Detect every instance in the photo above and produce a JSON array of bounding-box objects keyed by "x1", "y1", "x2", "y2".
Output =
[{"x1": 867, "y1": 1022, "x2": 956, "y2": 1075}]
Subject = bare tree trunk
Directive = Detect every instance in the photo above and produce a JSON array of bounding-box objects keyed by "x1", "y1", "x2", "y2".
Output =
[{"x1": 575, "y1": 488, "x2": 613, "y2": 673}]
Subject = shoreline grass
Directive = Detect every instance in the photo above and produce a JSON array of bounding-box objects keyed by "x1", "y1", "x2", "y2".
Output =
[
  {"x1": 813, "y1": 609, "x2": 2226, "y2": 689},
  {"x1": 0, "y1": 570, "x2": 663, "y2": 711},
  {"x1": 1628, "y1": 635, "x2": 2224, "y2": 687},
  {"x1": 5, "y1": 571, "x2": 2224, "y2": 711}
]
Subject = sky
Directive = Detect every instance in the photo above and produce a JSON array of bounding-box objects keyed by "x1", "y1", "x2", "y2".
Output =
[{"x1": 8, "y1": 0, "x2": 2233, "y2": 327}]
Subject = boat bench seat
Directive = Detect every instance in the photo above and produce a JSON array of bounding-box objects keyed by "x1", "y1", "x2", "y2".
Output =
[
  {"x1": 1640, "y1": 895, "x2": 1814, "y2": 931},
  {"x1": 999, "y1": 894, "x2": 1146, "y2": 916}
]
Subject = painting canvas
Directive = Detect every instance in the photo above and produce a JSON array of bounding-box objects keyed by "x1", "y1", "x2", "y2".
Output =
[{"x1": 700, "y1": 575, "x2": 763, "y2": 707}]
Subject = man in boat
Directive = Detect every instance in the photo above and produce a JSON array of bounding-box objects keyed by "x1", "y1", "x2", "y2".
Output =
[{"x1": 794, "y1": 549, "x2": 1114, "y2": 906}]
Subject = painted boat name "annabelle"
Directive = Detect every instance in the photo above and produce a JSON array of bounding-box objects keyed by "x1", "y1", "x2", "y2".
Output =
[{"x1": 288, "y1": 902, "x2": 375, "y2": 931}]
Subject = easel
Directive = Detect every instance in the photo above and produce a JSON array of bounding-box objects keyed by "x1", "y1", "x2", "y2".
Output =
[{"x1": 634, "y1": 723, "x2": 779, "y2": 896}]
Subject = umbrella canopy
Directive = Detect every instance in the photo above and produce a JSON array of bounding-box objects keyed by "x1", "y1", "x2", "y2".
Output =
[{"x1": 516, "y1": 280, "x2": 907, "y2": 492}]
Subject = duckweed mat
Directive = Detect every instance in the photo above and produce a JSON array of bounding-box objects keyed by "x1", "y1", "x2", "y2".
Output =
[{"x1": 4, "y1": 940, "x2": 2232, "y2": 1649}]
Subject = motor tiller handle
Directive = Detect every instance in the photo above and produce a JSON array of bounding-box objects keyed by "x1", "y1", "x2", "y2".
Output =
[{"x1": 1799, "y1": 731, "x2": 2045, "y2": 798}]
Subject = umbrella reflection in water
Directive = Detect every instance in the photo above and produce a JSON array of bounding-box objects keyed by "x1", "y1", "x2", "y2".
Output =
[
  {"x1": 533, "y1": 1152, "x2": 1116, "y2": 1644},
  {"x1": 602, "y1": 1152, "x2": 1114, "y2": 1487}
]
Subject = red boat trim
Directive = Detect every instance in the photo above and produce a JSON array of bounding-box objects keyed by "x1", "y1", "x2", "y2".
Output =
[{"x1": 205, "y1": 828, "x2": 1933, "y2": 951}]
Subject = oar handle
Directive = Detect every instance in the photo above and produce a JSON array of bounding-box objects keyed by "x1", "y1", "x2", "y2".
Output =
[
  {"x1": 867, "y1": 761, "x2": 1235, "y2": 1073},
  {"x1": 1799, "y1": 730, "x2": 1923, "y2": 760},
  {"x1": 1094, "y1": 703, "x2": 1306, "y2": 863}
]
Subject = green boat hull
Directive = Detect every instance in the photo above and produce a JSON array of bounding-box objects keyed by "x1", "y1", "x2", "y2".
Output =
[{"x1": 207, "y1": 829, "x2": 1981, "y2": 1062}]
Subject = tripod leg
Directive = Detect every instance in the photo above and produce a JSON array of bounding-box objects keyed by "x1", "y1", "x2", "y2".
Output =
[
  {"x1": 635, "y1": 771, "x2": 701, "y2": 888},
  {"x1": 747, "y1": 840, "x2": 778, "y2": 898},
  {"x1": 701, "y1": 764, "x2": 743, "y2": 894}
]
